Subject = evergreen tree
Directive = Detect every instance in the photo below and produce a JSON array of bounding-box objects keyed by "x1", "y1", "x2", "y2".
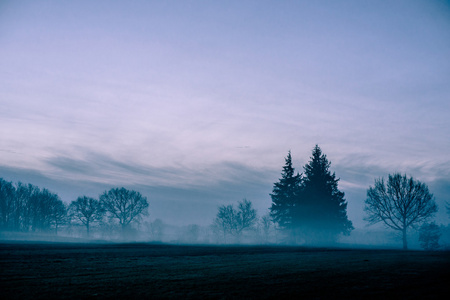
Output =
[
  {"x1": 294, "y1": 145, "x2": 353, "y2": 241},
  {"x1": 270, "y1": 151, "x2": 302, "y2": 230}
]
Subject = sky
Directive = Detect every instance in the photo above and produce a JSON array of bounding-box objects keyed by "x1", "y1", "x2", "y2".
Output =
[{"x1": 1, "y1": 0, "x2": 450, "y2": 228}]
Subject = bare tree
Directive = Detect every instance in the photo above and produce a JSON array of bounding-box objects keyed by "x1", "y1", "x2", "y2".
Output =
[
  {"x1": 419, "y1": 222, "x2": 441, "y2": 250},
  {"x1": 213, "y1": 204, "x2": 236, "y2": 241},
  {"x1": 25, "y1": 187, "x2": 62, "y2": 233},
  {"x1": 213, "y1": 199, "x2": 258, "y2": 242},
  {"x1": 51, "y1": 199, "x2": 67, "y2": 235},
  {"x1": 69, "y1": 196, "x2": 104, "y2": 237},
  {"x1": 147, "y1": 218, "x2": 164, "y2": 241},
  {"x1": 14, "y1": 182, "x2": 39, "y2": 232},
  {"x1": 259, "y1": 213, "x2": 272, "y2": 242},
  {"x1": 100, "y1": 187, "x2": 149, "y2": 235},
  {"x1": 1, "y1": 180, "x2": 66, "y2": 234},
  {"x1": 365, "y1": 173, "x2": 437, "y2": 249},
  {"x1": 0, "y1": 178, "x2": 15, "y2": 231},
  {"x1": 236, "y1": 198, "x2": 257, "y2": 235},
  {"x1": 34, "y1": 188, "x2": 56, "y2": 232},
  {"x1": 4, "y1": 182, "x2": 41, "y2": 232},
  {"x1": 183, "y1": 224, "x2": 200, "y2": 243}
]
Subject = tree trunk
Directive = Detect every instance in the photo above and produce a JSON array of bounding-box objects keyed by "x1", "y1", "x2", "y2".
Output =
[
  {"x1": 86, "y1": 221, "x2": 90, "y2": 238},
  {"x1": 402, "y1": 228, "x2": 408, "y2": 250},
  {"x1": 121, "y1": 223, "x2": 128, "y2": 240}
]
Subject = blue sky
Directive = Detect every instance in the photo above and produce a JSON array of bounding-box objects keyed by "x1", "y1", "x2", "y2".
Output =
[{"x1": 1, "y1": 0, "x2": 450, "y2": 227}]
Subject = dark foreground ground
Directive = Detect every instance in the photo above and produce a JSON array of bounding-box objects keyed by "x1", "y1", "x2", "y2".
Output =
[{"x1": 1, "y1": 242, "x2": 449, "y2": 299}]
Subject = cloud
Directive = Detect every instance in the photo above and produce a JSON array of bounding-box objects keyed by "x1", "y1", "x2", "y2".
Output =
[
  {"x1": 1, "y1": 158, "x2": 276, "y2": 226},
  {"x1": 3, "y1": 146, "x2": 450, "y2": 228},
  {"x1": 42, "y1": 151, "x2": 277, "y2": 189}
]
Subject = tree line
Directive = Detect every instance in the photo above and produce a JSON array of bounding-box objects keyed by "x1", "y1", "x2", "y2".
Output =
[
  {"x1": 262, "y1": 145, "x2": 439, "y2": 249},
  {"x1": 212, "y1": 145, "x2": 441, "y2": 249},
  {"x1": 0, "y1": 181, "x2": 66, "y2": 233},
  {"x1": 0, "y1": 145, "x2": 445, "y2": 249},
  {"x1": 0, "y1": 181, "x2": 149, "y2": 238}
]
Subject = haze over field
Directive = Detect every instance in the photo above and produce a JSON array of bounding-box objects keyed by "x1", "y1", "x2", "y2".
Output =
[{"x1": 1, "y1": 0, "x2": 450, "y2": 228}]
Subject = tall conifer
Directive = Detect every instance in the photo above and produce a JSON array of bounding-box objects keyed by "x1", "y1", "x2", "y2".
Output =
[
  {"x1": 294, "y1": 145, "x2": 353, "y2": 240},
  {"x1": 270, "y1": 151, "x2": 302, "y2": 230}
]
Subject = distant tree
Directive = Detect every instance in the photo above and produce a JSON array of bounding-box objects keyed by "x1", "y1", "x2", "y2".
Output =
[
  {"x1": 0, "y1": 178, "x2": 15, "y2": 231},
  {"x1": 293, "y1": 145, "x2": 353, "y2": 242},
  {"x1": 14, "y1": 182, "x2": 40, "y2": 232},
  {"x1": 236, "y1": 199, "x2": 258, "y2": 234},
  {"x1": 180, "y1": 224, "x2": 200, "y2": 243},
  {"x1": 27, "y1": 188, "x2": 62, "y2": 233},
  {"x1": 51, "y1": 199, "x2": 67, "y2": 235},
  {"x1": 148, "y1": 219, "x2": 165, "y2": 241},
  {"x1": 10, "y1": 182, "x2": 26, "y2": 231},
  {"x1": 1, "y1": 180, "x2": 66, "y2": 234},
  {"x1": 419, "y1": 222, "x2": 441, "y2": 251},
  {"x1": 270, "y1": 151, "x2": 302, "y2": 231},
  {"x1": 69, "y1": 196, "x2": 104, "y2": 237},
  {"x1": 365, "y1": 173, "x2": 437, "y2": 250},
  {"x1": 33, "y1": 188, "x2": 52, "y2": 231},
  {"x1": 259, "y1": 213, "x2": 272, "y2": 242},
  {"x1": 213, "y1": 204, "x2": 237, "y2": 241},
  {"x1": 100, "y1": 188, "x2": 149, "y2": 234},
  {"x1": 213, "y1": 199, "x2": 258, "y2": 241}
]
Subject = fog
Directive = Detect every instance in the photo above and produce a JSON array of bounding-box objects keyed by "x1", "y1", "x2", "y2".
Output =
[
  {"x1": 1, "y1": 150, "x2": 450, "y2": 250},
  {"x1": 2, "y1": 211, "x2": 449, "y2": 251}
]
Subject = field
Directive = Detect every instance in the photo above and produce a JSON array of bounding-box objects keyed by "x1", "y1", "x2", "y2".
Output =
[{"x1": 1, "y1": 242, "x2": 449, "y2": 299}]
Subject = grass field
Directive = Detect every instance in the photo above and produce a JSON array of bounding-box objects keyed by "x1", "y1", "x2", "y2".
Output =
[{"x1": 1, "y1": 241, "x2": 449, "y2": 299}]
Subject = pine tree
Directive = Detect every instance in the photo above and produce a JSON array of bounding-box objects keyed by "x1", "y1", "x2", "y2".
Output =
[
  {"x1": 294, "y1": 145, "x2": 353, "y2": 241},
  {"x1": 270, "y1": 151, "x2": 302, "y2": 230}
]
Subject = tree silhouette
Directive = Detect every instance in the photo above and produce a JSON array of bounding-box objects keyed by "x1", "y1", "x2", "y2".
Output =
[
  {"x1": 365, "y1": 173, "x2": 437, "y2": 249},
  {"x1": 213, "y1": 204, "x2": 236, "y2": 241},
  {"x1": 270, "y1": 151, "x2": 302, "y2": 231},
  {"x1": 148, "y1": 218, "x2": 165, "y2": 241},
  {"x1": 14, "y1": 182, "x2": 40, "y2": 232},
  {"x1": 213, "y1": 199, "x2": 258, "y2": 242},
  {"x1": 69, "y1": 196, "x2": 104, "y2": 237},
  {"x1": 100, "y1": 187, "x2": 149, "y2": 235},
  {"x1": 236, "y1": 198, "x2": 258, "y2": 234},
  {"x1": 0, "y1": 178, "x2": 15, "y2": 231},
  {"x1": 179, "y1": 224, "x2": 200, "y2": 243},
  {"x1": 419, "y1": 222, "x2": 441, "y2": 250},
  {"x1": 259, "y1": 213, "x2": 272, "y2": 242},
  {"x1": 294, "y1": 145, "x2": 353, "y2": 242},
  {"x1": 25, "y1": 187, "x2": 63, "y2": 233},
  {"x1": 51, "y1": 199, "x2": 67, "y2": 235},
  {"x1": 12, "y1": 182, "x2": 30, "y2": 231}
]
